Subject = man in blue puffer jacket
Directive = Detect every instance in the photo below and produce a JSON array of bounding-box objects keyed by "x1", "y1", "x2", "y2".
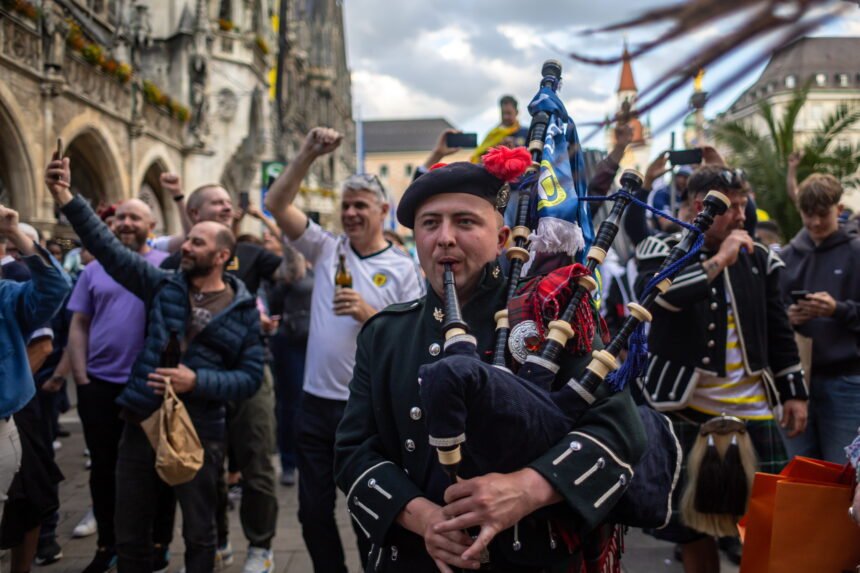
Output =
[{"x1": 45, "y1": 157, "x2": 263, "y2": 573}]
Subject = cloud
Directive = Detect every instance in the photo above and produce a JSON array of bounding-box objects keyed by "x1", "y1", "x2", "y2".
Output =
[{"x1": 344, "y1": 1, "x2": 860, "y2": 151}]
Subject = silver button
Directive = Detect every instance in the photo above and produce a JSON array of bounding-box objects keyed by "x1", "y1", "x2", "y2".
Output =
[
  {"x1": 512, "y1": 540, "x2": 522, "y2": 551},
  {"x1": 708, "y1": 323, "x2": 716, "y2": 331},
  {"x1": 707, "y1": 340, "x2": 715, "y2": 348},
  {"x1": 711, "y1": 287, "x2": 717, "y2": 296},
  {"x1": 619, "y1": 474, "x2": 627, "y2": 486},
  {"x1": 405, "y1": 439, "x2": 416, "y2": 452},
  {"x1": 429, "y1": 343, "x2": 441, "y2": 356},
  {"x1": 409, "y1": 407, "x2": 422, "y2": 421},
  {"x1": 570, "y1": 440, "x2": 582, "y2": 451},
  {"x1": 368, "y1": 478, "x2": 376, "y2": 487},
  {"x1": 787, "y1": 373, "x2": 795, "y2": 382},
  {"x1": 699, "y1": 253, "x2": 707, "y2": 261},
  {"x1": 596, "y1": 457, "x2": 606, "y2": 469},
  {"x1": 702, "y1": 357, "x2": 711, "y2": 365},
  {"x1": 710, "y1": 302, "x2": 718, "y2": 311}
]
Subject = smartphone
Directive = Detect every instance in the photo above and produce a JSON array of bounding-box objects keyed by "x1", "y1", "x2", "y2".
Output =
[
  {"x1": 445, "y1": 132, "x2": 478, "y2": 149},
  {"x1": 239, "y1": 191, "x2": 250, "y2": 211},
  {"x1": 54, "y1": 138, "x2": 63, "y2": 181},
  {"x1": 790, "y1": 290, "x2": 810, "y2": 303},
  {"x1": 667, "y1": 149, "x2": 703, "y2": 166}
]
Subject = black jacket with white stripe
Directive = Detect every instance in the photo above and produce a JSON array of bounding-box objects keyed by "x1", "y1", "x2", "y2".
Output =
[{"x1": 634, "y1": 233, "x2": 807, "y2": 411}]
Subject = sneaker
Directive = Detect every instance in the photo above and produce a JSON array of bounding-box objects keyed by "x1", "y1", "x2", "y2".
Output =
[
  {"x1": 152, "y1": 544, "x2": 170, "y2": 573},
  {"x1": 215, "y1": 542, "x2": 234, "y2": 568},
  {"x1": 81, "y1": 548, "x2": 116, "y2": 573},
  {"x1": 34, "y1": 539, "x2": 63, "y2": 566},
  {"x1": 241, "y1": 547, "x2": 273, "y2": 573},
  {"x1": 73, "y1": 509, "x2": 97, "y2": 538},
  {"x1": 227, "y1": 483, "x2": 243, "y2": 504},
  {"x1": 279, "y1": 469, "x2": 296, "y2": 487}
]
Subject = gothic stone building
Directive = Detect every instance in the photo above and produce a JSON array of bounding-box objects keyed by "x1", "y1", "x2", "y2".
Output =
[{"x1": 0, "y1": 0, "x2": 353, "y2": 236}]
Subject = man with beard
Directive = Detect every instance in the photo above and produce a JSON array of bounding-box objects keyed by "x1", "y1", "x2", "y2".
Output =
[
  {"x1": 635, "y1": 165, "x2": 808, "y2": 573},
  {"x1": 45, "y1": 156, "x2": 264, "y2": 573},
  {"x1": 160, "y1": 183, "x2": 282, "y2": 573},
  {"x1": 265, "y1": 127, "x2": 423, "y2": 573},
  {"x1": 65, "y1": 199, "x2": 168, "y2": 573}
]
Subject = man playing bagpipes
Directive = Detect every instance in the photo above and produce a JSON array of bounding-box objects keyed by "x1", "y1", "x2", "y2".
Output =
[
  {"x1": 634, "y1": 165, "x2": 809, "y2": 572},
  {"x1": 333, "y1": 145, "x2": 648, "y2": 571}
]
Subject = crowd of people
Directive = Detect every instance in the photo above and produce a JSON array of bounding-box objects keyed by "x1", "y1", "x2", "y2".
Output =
[{"x1": 0, "y1": 93, "x2": 858, "y2": 573}]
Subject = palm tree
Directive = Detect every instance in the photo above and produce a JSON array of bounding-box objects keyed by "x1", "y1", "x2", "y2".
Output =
[{"x1": 714, "y1": 84, "x2": 860, "y2": 236}]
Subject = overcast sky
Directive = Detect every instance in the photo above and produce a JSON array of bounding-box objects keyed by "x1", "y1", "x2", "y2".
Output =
[{"x1": 343, "y1": 1, "x2": 860, "y2": 153}]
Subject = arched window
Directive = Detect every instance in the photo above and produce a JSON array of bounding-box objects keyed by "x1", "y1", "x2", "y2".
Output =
[
  {"x1": 380, "y1": 164, "x2": 389, "y2": 177},
  {"x1": 815, "y1": 73, "x2": 827, "y2": 87},
  {"x1": 219, "y1": 0, "x2": 232, "y2": 22},
  {"x1": 785, "y1": 75, "x2": 796, "y2": 89}
]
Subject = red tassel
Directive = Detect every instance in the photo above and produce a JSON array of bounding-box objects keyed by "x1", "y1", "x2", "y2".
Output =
[
  {"x1": 482, "y1": 146, "x2": 531, "y2": 182},
  {"x1": 429, "y1": 162, "x2": 447, "y2": 171}
]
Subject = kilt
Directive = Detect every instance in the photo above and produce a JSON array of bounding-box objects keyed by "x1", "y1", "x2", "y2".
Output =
[{"x1": 647, "y1": 408, "x2": 787, "y2": 544}]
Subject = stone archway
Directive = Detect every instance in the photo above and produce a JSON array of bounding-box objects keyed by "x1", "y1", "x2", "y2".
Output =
[
  {"x1": 0, "y1": 91, "x2": 35, "y2": 218},
  {"x1": 64, "y1": 130, "x2": 119, "y2": 209}
]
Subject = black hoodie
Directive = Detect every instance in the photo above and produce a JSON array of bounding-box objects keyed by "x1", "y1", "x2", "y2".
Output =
[{"x1": 779, "y1": 225, "x2": 860, "y2": 376}]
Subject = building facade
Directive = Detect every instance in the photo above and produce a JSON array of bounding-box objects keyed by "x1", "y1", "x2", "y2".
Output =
[
  {"x1": 717, "y1": 36, "x2": 860, "y2": 209},
  {"x1": 0, "y1": 0, "x2": 353, "y2": 237},
  {"x1": 273, "y1": 0, "x2": 355, "y2": 231}
]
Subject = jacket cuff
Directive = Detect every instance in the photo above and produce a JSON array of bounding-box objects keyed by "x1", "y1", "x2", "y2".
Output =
[
  {"x1": 528, "y1": 431, "x2": 634, "y2": 531},
  {"x1": 833, "y1": 301, "x2": 851, "y2": 322},
  {"x1": 345, "y1": 461, "x2": 423, "y2": 545},
  {"x1": 773, "y1": 365, "x2": 808, "y2": 402},
  {"x1": 657, "y1": 263, "x2": 711, "y2": 309}
]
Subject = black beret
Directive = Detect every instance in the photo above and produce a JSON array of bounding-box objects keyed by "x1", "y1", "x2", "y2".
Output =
[{"x1": 396, "y1": 162, "x2": 507, "y2": 229}]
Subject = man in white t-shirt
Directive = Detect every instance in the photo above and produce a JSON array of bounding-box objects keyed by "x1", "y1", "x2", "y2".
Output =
[{"x1": 265, "y1": 127, "x2": 424, "y2": 573}]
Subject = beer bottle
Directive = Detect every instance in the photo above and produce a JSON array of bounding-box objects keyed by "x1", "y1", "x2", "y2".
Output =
[
  {"x1": 160, "y1": 329, "x2": 182, "y2": 368},
  {"x1": 335, "y1": 254, "x2": 352, "y2": 290}
]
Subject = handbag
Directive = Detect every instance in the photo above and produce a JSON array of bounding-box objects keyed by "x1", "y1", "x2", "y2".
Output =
[
  {"x1": 739, "y1": 456, "x2": 860, "y2": 573},
  {"x1": 140, "y1": 378, "x2": 204, "y2": 486}
]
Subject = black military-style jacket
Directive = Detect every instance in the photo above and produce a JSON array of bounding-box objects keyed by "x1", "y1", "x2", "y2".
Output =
[
  {"x1": 334, "y1": 264, "x2": 646, "y2": 571},
  {"x1": 635, "y1": 234, "x2": 807, "y2": 411}
]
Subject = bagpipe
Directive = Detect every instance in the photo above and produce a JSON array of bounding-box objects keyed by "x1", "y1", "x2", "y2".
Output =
[{"x1": 418, "y1": 60, "x2": 732, "y2": 534}]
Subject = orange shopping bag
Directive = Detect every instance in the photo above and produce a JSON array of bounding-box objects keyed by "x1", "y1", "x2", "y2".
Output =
[{"x1": 739, "y1": 457, "x2": 860, "y2": 573}]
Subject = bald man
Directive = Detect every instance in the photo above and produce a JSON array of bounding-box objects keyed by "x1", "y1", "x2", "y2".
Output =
[
  {"x1": 66, "y1": 198, "x2": 170, "y2": 572},
  {"x1": 45, "y1": 157, "x2": 264, "y2": 573}
]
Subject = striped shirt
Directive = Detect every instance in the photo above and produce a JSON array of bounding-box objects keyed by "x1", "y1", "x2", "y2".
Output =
[{"x1": 689, "y1": 303, "x2": 773, "y2": 420}]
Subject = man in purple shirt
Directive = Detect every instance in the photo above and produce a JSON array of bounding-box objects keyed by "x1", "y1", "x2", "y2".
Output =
[{"x1": 67, "y1": 199, "x2": 168, "y2": 573}]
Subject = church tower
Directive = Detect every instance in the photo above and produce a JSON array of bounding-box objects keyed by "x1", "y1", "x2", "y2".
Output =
[{"x1": 606, "y1": 41, "x2": 652, "y2": 173}]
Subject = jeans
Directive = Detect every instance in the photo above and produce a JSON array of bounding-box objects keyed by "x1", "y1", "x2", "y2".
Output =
[
  {"x1": 782, "y1": 374, "x2": 860, "y2": 463},
  {"x1": 296, "y1": 392, "x2": 371, "y2": 573},
  {"x1": 77, "y1": 377, "x2": 125, "y2": 549},
  {"x1": 0, "y1": 419, "x2": 22, "y2": 525},
  {"x1": 270, "y1": 336, "x2": 305, "y2": 473},
  {"x1": 115, "y1": 422, "x2": 223, "y2": 573}
]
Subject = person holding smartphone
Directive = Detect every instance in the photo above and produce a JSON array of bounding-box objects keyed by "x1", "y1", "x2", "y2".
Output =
[{"x1": 779, "y1": 173, "x2": 860, "y2": 463}]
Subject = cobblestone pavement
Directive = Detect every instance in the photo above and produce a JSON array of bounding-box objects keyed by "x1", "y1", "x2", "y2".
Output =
[{"x1": 39, "y1": 413, "x2": 737, "y2": 573}]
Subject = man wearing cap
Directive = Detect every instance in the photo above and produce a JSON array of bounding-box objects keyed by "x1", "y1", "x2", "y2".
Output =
[
  {"x1": 265, "y1": 127, "x2": 424, "y2": 573},
  {"x1": 334, "y1": 155, "x2": 646, "y2": 571}
]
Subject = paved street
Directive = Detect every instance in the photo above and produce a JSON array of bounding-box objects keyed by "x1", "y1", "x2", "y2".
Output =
[{"x1": 41, "y1": 412, "x2": 738, "y2": 573}]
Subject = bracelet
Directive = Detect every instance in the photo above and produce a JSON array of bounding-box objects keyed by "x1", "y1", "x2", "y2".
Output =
[{"x1": 172, "y1": 194, "x2": 185, "y2": 202}]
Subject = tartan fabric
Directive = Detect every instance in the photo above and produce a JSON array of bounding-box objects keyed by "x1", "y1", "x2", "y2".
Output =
[
  {"x1": 507, "y1": 263, "x2": 598, "y2": 355},
  {"x1": 647, "y1": 408, "x2": 787, "y2": 543}
]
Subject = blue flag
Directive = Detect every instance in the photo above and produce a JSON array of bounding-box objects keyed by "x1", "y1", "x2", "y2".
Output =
[{"x1": 526, "y1": 86, "x2": 594, "y2": 262}]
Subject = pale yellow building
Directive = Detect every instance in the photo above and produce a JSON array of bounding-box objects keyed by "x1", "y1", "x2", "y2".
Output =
[{"x1": 363, "y1": 118, "x2": 471, "y2": 234}]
